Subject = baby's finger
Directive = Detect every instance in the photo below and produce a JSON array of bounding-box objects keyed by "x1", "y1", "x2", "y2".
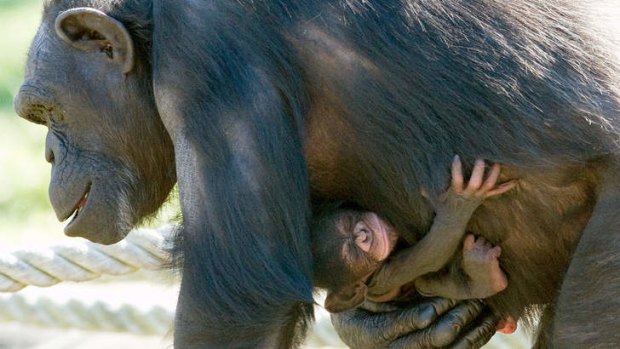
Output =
[
  {"x1": 490, "y1": 246, "x2": 502, "y2": 258},
  {"x1": 463, "y1": 234, "x2": 476, "y2": 250},
  {"x1": 464, "y1": 159, "x2": 485, "y2": 194},
  {"x1": 485, "y1": 180, "x2": 517, "y2": 198},
  {"x1": 481, "y1": 164, "x2": 501, "y2": 192},
  {"x1": 451, "y1": 155, "x2": 464, "y2": 192}
]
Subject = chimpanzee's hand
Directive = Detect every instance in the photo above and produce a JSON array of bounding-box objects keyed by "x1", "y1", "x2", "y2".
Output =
[
  {"x1": 424, "y1": 156, "x2": 516, "y2": 223},
  {"x1": 331, "y1": 298, "x2": 498, "y2": 349}
]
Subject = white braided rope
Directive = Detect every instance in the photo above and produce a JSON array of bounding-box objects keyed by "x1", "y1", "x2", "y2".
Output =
[
  {"x1": 0, "y1": 291, "x2": 346, "y2": 346},
  {"x1": 0, "y1": 292, "x2": 174, "y2": 335},
  {"x1": 0, "y1": 290, "x2": 529, "y2": 348},
  {"x1": 0, "y1": 226, "x2": 175, "y2": 292}
]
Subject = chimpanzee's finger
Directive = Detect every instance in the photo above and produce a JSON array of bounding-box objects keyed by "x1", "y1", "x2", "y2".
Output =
[
  {"x1": 480, "y1": 163, "x2": 501, "y2": 192},
  {"x1": 484, "y1": 180, "x2": 517, "y2": 198},
  {"x1": 450, "y1": 311, "x2": 499, "y2": 349},
  {"x1": 490, "y1": 246, "x2": 502, "y2": 258},
  {"x1": 451, "y1": 155, "x2": 464, "y2": 192},
  {"x1": 463, "y1": 234, "x2": 476, "y2": 251},
  {"x1": 385, "y1": 300, "x2": 486, "y2": 349},
  {"x1": 331, "y1": 298, "x2": 461, "y2": 349},
  {"x1": 463, "y1": 160, "x2": 486, "y2": 195},
  {"x1": 376, "y1": 298, "x2": 462, "y2": 341}
]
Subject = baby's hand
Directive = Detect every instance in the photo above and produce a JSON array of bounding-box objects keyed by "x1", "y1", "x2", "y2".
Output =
[
  {"x1": 450, "y1": 155, "x2": 515, "y2": 199},
  {"x1": 431, "y1": 156, "x2": 515, "y2": 220}
]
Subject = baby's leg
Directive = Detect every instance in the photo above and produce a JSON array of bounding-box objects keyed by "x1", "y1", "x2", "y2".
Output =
[
  {"x1": 461, "y1": 234, "x2": 507, "y2": 298},
  {"x1": 414, "y1": 272, "x2": 469, "y2": 299},
  {"x1": 414, "y1": 234, "x2": 507, "y2": 299}
]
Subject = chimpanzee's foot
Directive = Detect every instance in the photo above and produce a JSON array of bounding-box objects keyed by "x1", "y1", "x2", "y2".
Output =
[{"x1": 462, "y1": 234, "x2": 508, "y2": 297}]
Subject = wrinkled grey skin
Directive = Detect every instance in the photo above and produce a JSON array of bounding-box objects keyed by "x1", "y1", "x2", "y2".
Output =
[{"x1": 14, "y1": 6, "x2": 175, "y2": 244}]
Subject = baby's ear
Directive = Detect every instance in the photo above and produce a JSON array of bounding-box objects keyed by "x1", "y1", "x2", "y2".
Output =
[{"x1": 324, "y1": 283, "x2": 368, "y2": 313}]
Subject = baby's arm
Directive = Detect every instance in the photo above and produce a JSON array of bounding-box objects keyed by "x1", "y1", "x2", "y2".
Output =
[{"x1": 367, "y1": 156, "x2": 514, "y2": 298}]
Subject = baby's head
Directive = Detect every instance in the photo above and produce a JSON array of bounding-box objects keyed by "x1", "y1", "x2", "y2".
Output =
[{"x1": 311, "y1": 202, "x2": 399, "y2": 312}]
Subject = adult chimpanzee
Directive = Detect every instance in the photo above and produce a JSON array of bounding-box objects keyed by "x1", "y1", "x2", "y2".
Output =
[{"x1": 14, "y1": 0, "x2": 620, "y2": 348}]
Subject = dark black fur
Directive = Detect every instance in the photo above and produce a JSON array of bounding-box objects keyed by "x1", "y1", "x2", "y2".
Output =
[
  {"x1": 154, "y1": 1, "x2": 620, "y2": 347},
  {"x1": 24, "y1": 0, "x2": 620, "y2": 348},
  {"x1": 151, "y1": 2, "x2": 314, "y2": 347}
]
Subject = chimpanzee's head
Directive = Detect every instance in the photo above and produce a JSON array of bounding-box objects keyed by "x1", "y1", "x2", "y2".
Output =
[{"x1": 14, "y1": 2, "x2": 175, "y2": 244}]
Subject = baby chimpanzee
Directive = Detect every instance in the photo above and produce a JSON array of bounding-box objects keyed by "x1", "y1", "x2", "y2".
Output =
[{"x1": 311, "y1": 156, "x2": 516, "y2": 313}]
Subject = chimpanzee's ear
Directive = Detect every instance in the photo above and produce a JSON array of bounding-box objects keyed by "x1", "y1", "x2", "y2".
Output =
[
  {"x1": 55, "y1": 7, "x2": 135, "y2": 74},
  {"x1": 324, "y1": 283, "x2": 368, "y2": 313}
]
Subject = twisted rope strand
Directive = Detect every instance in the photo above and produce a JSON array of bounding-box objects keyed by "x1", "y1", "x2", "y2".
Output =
[{"x1": 0, "y1": 226, "x2": 175, "y2": 292}]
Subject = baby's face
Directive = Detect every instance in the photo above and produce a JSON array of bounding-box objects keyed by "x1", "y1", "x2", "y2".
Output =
[
  {"x1": 337, "y1": 211, "x2": 399, "y2": 268},
  {"x1": 322, "y1": 211, "x2": 399, "y2": 313}
]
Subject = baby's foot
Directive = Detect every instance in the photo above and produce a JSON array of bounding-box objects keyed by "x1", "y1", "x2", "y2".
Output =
[
  {"x1": 496, "y1": 316, "x2": 518, "y2": 334},
  {"x1": 462, "y1": 234, "x2": 508, "y2": 297}
]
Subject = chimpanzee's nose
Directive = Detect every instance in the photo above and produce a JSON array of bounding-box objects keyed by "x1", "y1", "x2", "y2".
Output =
[{"x1": 14, "y1": 84, "x2": 53, "y2": 125}]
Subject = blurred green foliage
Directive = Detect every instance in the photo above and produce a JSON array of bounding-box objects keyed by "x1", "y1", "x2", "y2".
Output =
[
  {"x1": 0, "y1": 0, "x2": 67, "y2": 242},
  {"x1": 0, "y1": 0, "x2": 41, "y2": 112}
]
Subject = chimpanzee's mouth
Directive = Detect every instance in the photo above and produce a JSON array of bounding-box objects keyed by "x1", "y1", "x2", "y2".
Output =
[{"x1": 69, "y1": 184, "x2": 91, "y2": 223}]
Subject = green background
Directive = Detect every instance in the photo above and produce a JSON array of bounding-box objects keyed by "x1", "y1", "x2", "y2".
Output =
[{"x1": 0, "y1": 0, "x2": 58, "y2": 245}]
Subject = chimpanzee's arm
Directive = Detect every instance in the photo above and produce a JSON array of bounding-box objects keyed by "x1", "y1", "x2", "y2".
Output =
[{"x1": 152, "y1": 3, "x2": 314, "y2": 347}]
